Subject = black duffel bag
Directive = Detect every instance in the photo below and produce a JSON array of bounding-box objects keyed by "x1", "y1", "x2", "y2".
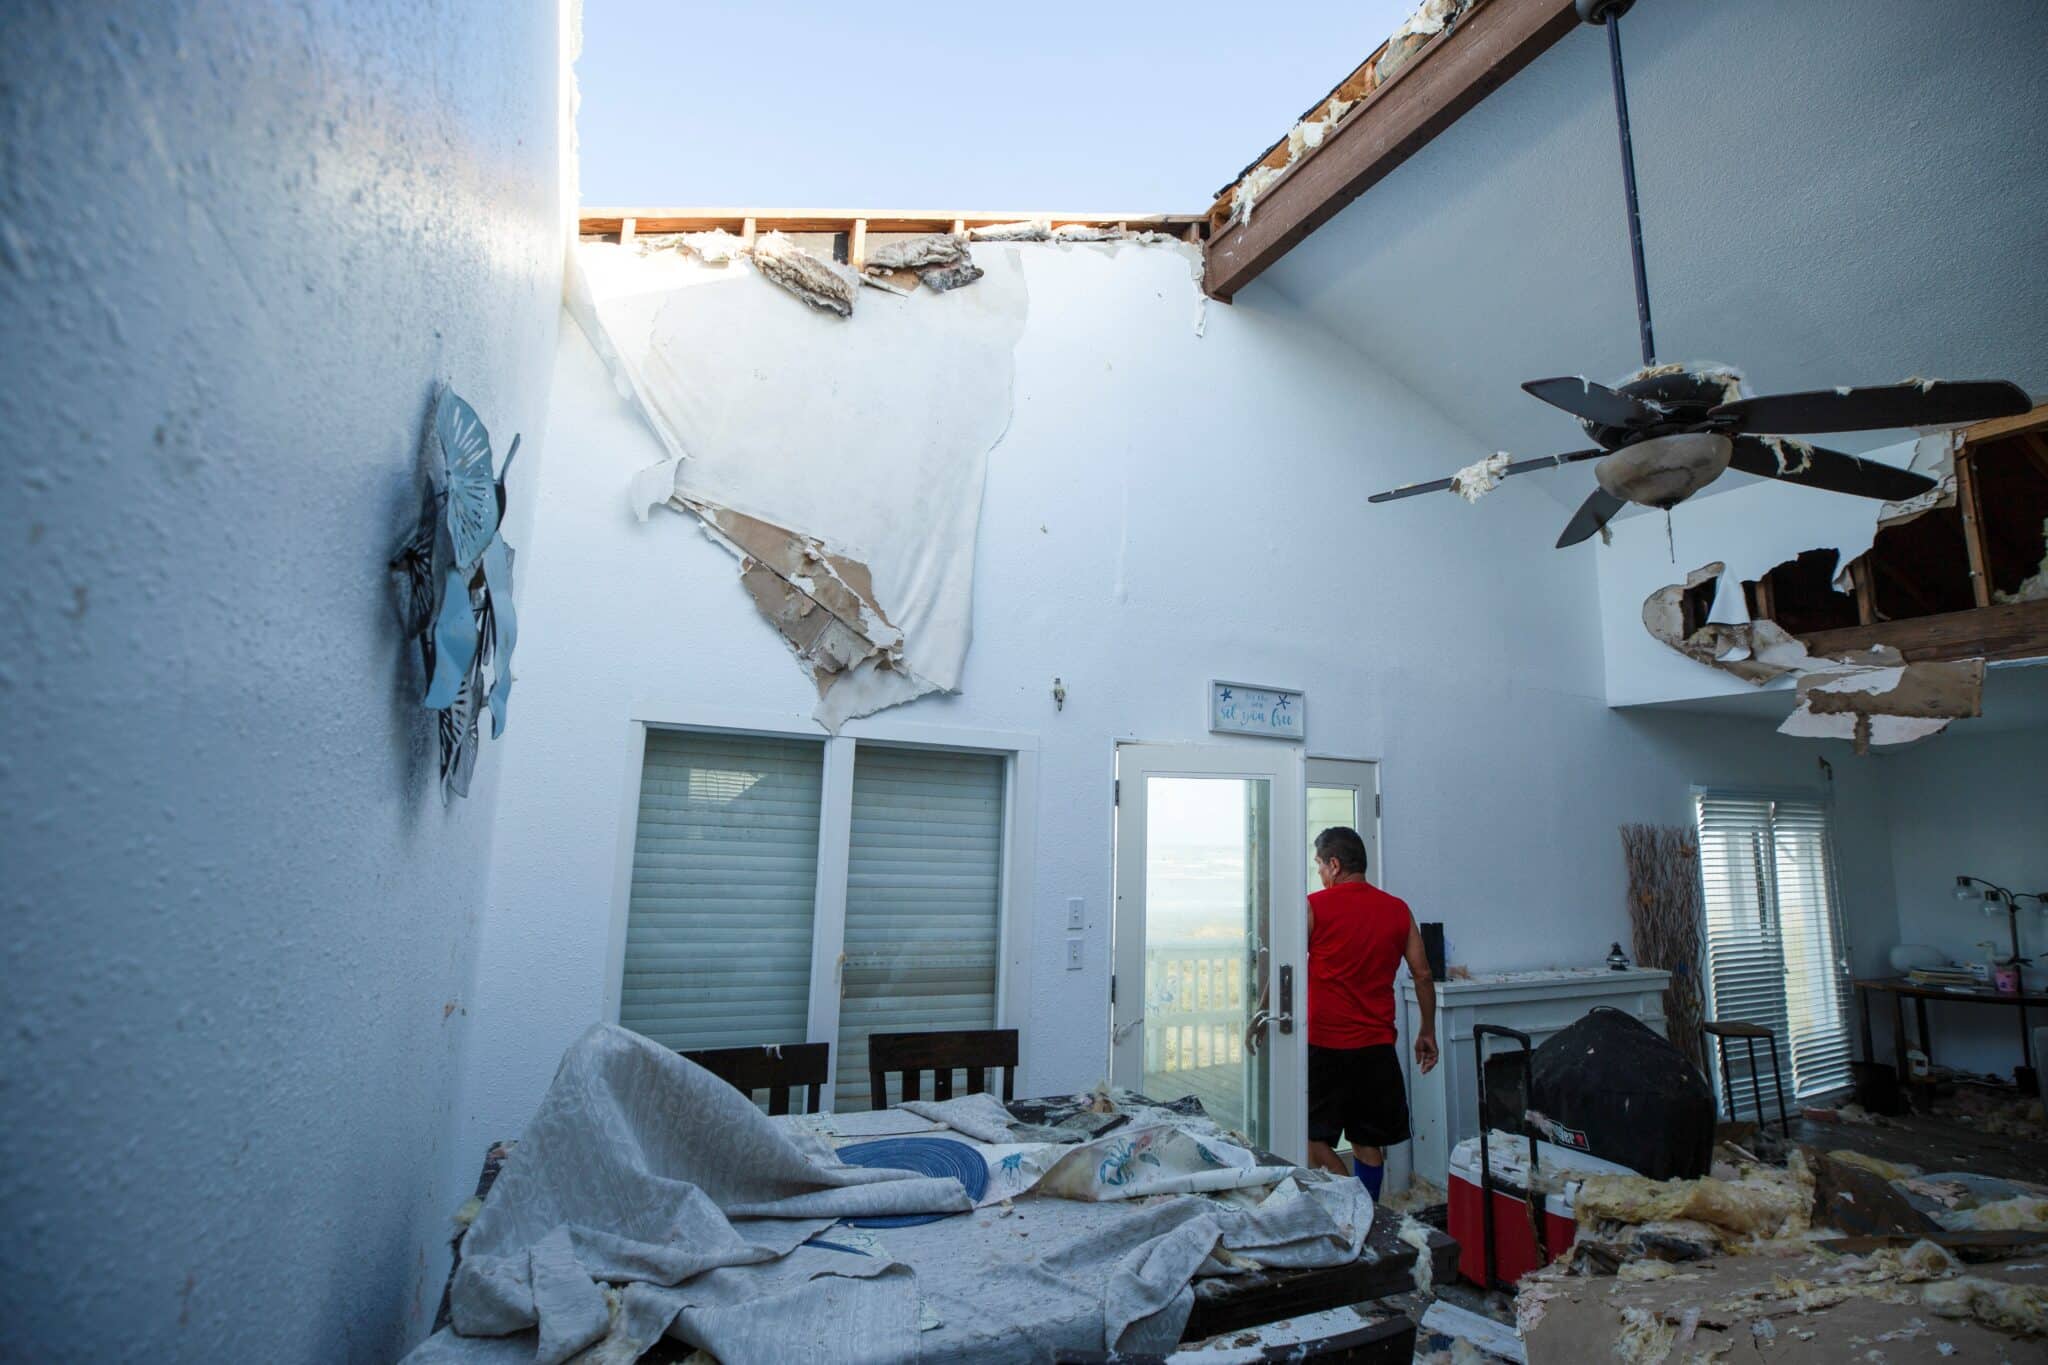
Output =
[{"x1": 1522, "y1": 1006, "x2": 1716, "y2": 1180}]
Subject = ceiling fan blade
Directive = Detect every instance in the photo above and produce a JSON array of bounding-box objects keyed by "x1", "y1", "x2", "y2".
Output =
[
  {"x1": 1556, "y1": 488, "x2": 1626, "y2": 548},
  {"x1": 1368, "y1": 450, "x2": 1603, "y2": 504},
  {"x1": 1728, "y1": 436, "x2": 1936, "y2": 501},
  {"x1": 1523, "y1": 376, "x2": 1666, "y2": 429},
  {"x1": 1710, "y1": 380, "x2": 2030, "y2": 435}
]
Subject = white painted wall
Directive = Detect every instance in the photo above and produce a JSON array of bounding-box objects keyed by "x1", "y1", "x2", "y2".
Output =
[
  {"x1": 1870, "y1": 726, "x2": 2048, "y2": 1076},
  {"x1": 459, "y1": 241, "x2": 1897, "y2": 1163},
  {"x1": 0, "y1": 3, "x2": 565, "y2": 1358}
]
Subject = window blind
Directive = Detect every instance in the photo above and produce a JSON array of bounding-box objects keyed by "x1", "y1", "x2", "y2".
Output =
[
  {"x1": 1695, "y1": 793, "x2": 1852, "y2": 1113},
  {"x1": 620, "y1": 729, "x2": 824, "y2": 1054},
  {"x1": 836, "y1": 746, "x2": 1005, "y2": 1108}
]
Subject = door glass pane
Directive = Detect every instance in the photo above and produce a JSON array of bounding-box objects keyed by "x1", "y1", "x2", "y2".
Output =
[
  {"x1": 1142, "y1": 776, "x2": 1270, "y2": 1144},
  {"x1": 1306, "y1": 785, "x2": 1358, "y2": 886}
]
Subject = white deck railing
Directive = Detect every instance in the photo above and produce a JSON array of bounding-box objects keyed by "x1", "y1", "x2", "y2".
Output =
[{"x1": 1143, "y1": 941, "x2": 1250, "y2": 1078}]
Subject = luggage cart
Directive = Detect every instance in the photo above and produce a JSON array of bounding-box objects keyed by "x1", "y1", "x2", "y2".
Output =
[{"x1": 1472, "y1": 1024, "x2": 1545, "y2": 1291}]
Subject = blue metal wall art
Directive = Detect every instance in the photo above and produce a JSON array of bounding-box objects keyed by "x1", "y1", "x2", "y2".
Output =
[{"x1": 390, "y1": 386, "x2": 519, "y2": 801}]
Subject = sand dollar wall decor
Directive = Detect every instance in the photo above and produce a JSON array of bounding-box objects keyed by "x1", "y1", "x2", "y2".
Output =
[{"x1": 389, "y1": 386, "x2": 519, "y2": 801}]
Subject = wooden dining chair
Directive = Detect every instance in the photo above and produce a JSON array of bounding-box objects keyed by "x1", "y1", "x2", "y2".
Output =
[
  {"x1": 680, "y1": 1042, "x2": 829, "y2": 1116},
  {"x1": 866, "y1": 1028, "x2": 1018, "y2": 1110}
]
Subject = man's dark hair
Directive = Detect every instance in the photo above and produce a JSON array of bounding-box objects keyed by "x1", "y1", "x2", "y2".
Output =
[{"x1": 1314, "y1": 826, "x2": 1368, "y2": 875}]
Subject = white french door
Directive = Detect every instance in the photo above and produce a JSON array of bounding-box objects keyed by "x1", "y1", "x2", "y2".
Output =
[{"x1": 1111, "y1": 743, "x2": 1307, "y2": 1160}]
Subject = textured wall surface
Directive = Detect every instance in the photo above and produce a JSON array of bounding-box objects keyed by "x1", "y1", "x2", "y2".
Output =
[
  {"x1": 458, "y1": 242, "x2": 1895, "y2": 1167},
  {"x1": 0, "y1": 3, "x2": 563, "y2": 1358}
]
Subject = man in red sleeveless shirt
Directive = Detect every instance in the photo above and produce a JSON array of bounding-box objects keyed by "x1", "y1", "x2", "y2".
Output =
[{"x1": 1305, "y1": 826, "x2": 1436, "y2": 1200}]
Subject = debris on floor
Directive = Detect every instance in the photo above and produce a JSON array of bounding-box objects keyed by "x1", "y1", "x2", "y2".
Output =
[{"x1": 1518, "y1": 1241, "x2": 2048, "y2": 1362}]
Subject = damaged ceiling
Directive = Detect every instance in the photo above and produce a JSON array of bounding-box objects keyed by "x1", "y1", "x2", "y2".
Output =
[{"x1": 1256, "y1": 0, "x2": 2048, "y2": 506}]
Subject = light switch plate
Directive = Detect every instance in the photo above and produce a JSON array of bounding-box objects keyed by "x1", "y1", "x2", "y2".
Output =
[
  {"x1": 1066, "y1": 896, "x2": 1085, "y2": 930},
  {"x1": 1066, "y1": 937, "x2": 1084, "y2": 970}
]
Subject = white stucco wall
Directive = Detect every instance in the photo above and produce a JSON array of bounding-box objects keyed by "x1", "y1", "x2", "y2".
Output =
[
  {"x1": 1871, "y1": 727, "x2": 2048, "y2": 1076},
  {"x1": 458, "y1": 242, "x2": 1897, "y2": 1162},
  {"x1": 0, "y1": 3, "x2": 565, "y2": 1358}
]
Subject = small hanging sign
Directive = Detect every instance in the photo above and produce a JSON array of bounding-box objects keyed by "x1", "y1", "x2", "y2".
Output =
[{"x1": 1208, "y1": 681, "x2": 1305, "y2": 740}]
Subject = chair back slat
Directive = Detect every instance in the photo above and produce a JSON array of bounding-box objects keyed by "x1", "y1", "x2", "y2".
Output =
[
  {"x1": 866, "y1": 1029, "x2": 1018, "y2": 1111},
  {"x1": 680, "y1": 1042, "x2": 830, "y2": 1116}
]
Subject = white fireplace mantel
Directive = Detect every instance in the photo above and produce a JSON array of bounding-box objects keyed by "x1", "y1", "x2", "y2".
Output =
[{"x1": 1389, "y1": 967, "x2": 1672, "y2": 1191}]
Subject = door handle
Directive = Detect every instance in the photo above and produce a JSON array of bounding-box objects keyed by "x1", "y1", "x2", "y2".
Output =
[{"x1": 1278, "y1": 965, "x2": 1295, "y2": 1034}]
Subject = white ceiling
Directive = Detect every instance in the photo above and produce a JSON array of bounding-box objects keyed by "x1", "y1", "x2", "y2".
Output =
[
  {"x1": 1632, "y1": 659, "x2": 2048, "y2": 737},
  {"x1": 1257, "y1": 0, "x2": 2048, "y2": 510}
]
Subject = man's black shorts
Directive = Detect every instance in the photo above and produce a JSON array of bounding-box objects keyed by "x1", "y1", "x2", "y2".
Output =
[{"x1": 1308, "y1": 1043, "x2": 1410, "y2": 1149}]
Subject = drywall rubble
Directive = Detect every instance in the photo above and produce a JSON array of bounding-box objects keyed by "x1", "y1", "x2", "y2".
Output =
[
  {"x1": 1638, "y1": 424, "x2": 1996, "y2": 750},
  {"x1": 676, "y1": 229, "x2": 746, "y2": 265},
  {"x1": 1217, "y1": 0, "x2": 1472, "y2": 227},
  {"x1": 750, "y1": 231, "x2": 860, "y2": 317},
  {"x1": 568, "y1": 239, "x2": 1027, "y2": 727},
  {"x1": 1642, "y1": 562, "x2": 1815, "y2": 684},
  {"x1": 1644, "y1": 562, "x2": 1986, "y2": 750}
]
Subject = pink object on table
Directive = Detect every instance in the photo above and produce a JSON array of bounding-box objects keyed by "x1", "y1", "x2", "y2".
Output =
[{"x1": 1993, "y1": 965, "x2": 2021, "y2": 995}]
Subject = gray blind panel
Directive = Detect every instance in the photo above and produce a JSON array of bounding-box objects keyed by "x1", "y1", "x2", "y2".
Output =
[
  {"x1": 836, "y1": 746, "x2": 1004, "y2": 1108},
  {"x1": 622, "y1": 729, "x2": 824, "y2": 1054}
]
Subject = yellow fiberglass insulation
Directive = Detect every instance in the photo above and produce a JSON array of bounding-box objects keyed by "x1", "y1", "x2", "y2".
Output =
[
  {"x1": 1827, "y1": 1148, "x2": 1921, "y2": 1182},
  {"x1": 1573, "y1": 1151, "x2": 1814, "y2": 1242},
  {"x1": 1921, "y1": 1275, "x2": 2048, "y2": 1335},
  {"x1": 1943, "y1": 1194, "x2": 2048, "y2": 1232}
]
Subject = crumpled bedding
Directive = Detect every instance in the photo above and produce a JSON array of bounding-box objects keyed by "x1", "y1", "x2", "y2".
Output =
[{"x1": 405, "y1": 1026, "x2": 1372, "y2": 1365}]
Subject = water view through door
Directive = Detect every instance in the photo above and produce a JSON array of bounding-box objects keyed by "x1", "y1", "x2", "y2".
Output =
[
  {"x1": 1140, "y1": 775, "x2": 1270, "y2": 1140},
  {"x1": 1112, "y1": 744, "x2": 1306, "y2": 1157}
]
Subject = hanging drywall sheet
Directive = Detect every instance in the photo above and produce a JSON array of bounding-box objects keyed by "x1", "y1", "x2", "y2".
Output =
[{"x1": 570, "y1": 241, "x2": 1028, "y2": 728}]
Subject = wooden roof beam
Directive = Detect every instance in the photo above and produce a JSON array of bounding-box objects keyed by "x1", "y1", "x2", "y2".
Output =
[{"x1": 1204, "y1": 0, "x2": 1579, "y2": 302}]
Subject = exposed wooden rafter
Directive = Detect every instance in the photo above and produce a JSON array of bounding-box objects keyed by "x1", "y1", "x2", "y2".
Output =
[
  {"x1": 1204, "y1": 0, "x2": 1580, "y2": 301},
  {"x1": 578, "y1": 208, "x2": 1206, "y2": 241}
]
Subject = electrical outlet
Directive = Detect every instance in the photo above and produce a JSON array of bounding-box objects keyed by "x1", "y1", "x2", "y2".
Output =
[
  {"x1": 1066, "y1": 896, "x2": 1085, "y2": 930},
  {"x1": 1066, "y1": 937, "x2": 1084, "y2": 970}
]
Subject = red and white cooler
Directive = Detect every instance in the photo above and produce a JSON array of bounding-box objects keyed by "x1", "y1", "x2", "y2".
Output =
[{"x1": 1447, "y1": 1131, "x2": 1638, "y2": 1286}]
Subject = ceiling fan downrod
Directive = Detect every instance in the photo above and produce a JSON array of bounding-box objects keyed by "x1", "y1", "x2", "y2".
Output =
[{"x1": 1580, "y1": 0, "x2": 1656, "y2": 368}]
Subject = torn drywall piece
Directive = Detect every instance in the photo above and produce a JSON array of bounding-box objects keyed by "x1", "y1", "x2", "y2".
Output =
[
  {"x1": 573, "y1": 239, "x2": 1027, "y2": 729},
  {"x1": 1781, "y1": 651, "x2": 1984, "y2": 752},
  {"x1": 1643, "y1": 562, "x2": 1803, "y2": 684},
  {"x1": 1450, "y1": 452, "x2": 1511, "y2": 502},
  {"x1": 750, "y1": 231, "x2": 859, "y2": 317},
  {"x1": 690, "y1": 501, "x2": 906, "y2": 695}
]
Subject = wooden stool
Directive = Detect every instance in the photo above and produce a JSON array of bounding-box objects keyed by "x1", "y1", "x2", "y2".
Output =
[{"x1": 1701, "y1": 1020, "x2": 1788, "y2": 1135}]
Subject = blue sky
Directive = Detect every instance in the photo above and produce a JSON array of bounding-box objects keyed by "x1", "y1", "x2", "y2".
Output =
[{"x1": 575, "y1": 1, "x2": 1418, "y2": 210}]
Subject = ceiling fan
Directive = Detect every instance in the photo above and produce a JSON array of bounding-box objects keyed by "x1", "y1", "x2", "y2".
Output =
[{"x1": 1368, "y1": 0, "x2": 2031, "y2": 548}]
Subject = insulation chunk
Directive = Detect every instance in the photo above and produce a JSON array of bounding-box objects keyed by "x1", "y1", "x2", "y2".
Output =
[
  {"x1": 1450, "y1": 452, "x2": 1511, "y2": 502},
  {"x1": 750, "y1": 231, "x2": 858, "y2": 317},
  {"x1": 968, "y1": 219, "x2": 1051, "y2": 242},
  {"x1": 677, "y1": 229, "x2": 746, "y2": 265},
  {"x1": 1573, "y1": 1152, "x2": 1815, "y2": 1242},
  {"x1": 864, "y1": 234, "x2": 969, "y2": 271}
]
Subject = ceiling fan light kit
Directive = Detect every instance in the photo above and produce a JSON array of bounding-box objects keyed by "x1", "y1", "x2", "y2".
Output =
[{"x1": 1367, "y1": 3, "x2": 2030, "y2": 548}]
